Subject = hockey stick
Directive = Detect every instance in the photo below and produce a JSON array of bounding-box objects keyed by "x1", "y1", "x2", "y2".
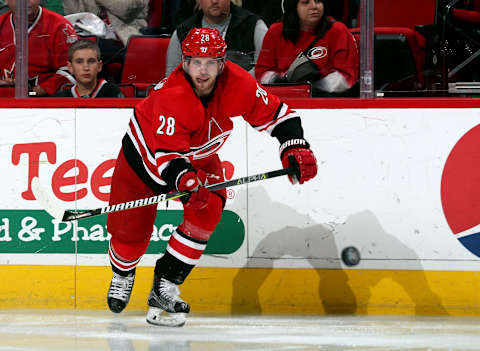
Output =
[{"x1": 31, "y1": 167, "x2": 294, "y2": 222}]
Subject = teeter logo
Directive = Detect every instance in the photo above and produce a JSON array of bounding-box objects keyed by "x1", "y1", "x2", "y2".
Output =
[
  {"x1": 441, "y1": 125, "x2": 480, "y2": 257},
  {"x1": 2, "y1": 142, "x2": 244, "y2": 254}
]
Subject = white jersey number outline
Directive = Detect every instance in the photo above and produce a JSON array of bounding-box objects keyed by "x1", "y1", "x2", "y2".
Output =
[{"x1": 157, "y1": 115, "x2": 176, "y2": 136}]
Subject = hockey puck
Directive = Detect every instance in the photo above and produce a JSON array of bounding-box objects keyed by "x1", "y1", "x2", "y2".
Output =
[{"x1": 341, "y1": 246, "x2": 361, "y2": 266}]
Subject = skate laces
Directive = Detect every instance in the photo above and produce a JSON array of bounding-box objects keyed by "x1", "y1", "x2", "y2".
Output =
[
  {"x1": 158, "y1": 278, "x2": 181, "y2": 300},
  {"x1": 108, "y1": 273, "x2": 134, "y2": 301}
]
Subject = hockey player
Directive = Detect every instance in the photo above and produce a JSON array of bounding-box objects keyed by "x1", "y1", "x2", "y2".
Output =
[{"x1": 106, "y1": 27, "x2": 317, "y2": 327}]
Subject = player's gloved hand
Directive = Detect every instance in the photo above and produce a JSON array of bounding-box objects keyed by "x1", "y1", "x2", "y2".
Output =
[
  {"x1": 279, "y1": 138, "x2": 317, "y2": 184},
  {"x1": 177, "y1": 169, "x2": 210, "y2": 210}
]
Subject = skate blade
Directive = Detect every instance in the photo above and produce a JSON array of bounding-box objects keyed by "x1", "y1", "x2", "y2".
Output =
[{"x1": 146, "y1": 307, "x2": 187, "y2": 327}]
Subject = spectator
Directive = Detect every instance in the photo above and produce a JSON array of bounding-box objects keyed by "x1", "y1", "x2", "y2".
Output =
[
  {"x1": 165, "y1": 0, "x2": 268, "y2": 77},
  {"x1": 0, "y1": 0, "x2": 78, "y2": 96},
  {"x1": 55, "y1": 39, "x2": 123, "y2": 98},
  {"x1": 2, "y1": 0, "x2": 63, "y2": 16},
  {"x1": 255, "y1": 0, "x2": 359, "y2": 96},
  {"x1": 63, "y1": 0, "x2": 149, "y2": 82},
  {"x1": 175, "y1": 0, "x2": 242, "y2": 25}
]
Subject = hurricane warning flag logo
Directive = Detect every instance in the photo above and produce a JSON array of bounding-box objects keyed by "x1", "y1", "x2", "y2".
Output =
[
  {"x1": 308, "y1": 46, "x2": 327, "y2": 60},
  {"x1": 441, "y1": 124, "x2": 480, "y2": 257}
]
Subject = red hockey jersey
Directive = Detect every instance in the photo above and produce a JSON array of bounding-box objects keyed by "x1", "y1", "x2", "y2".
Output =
[
  {"x1": 0, "y1": 7, "x2": 77, "y2": 95},
  {"x1": 125, "y1": 61, "x2": 299, "y2": 189},
  {"x1": 255, "y1": 21, "x2": 359, "y2": 88}
]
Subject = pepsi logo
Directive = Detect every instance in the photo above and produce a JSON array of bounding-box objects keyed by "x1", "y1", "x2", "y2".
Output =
[{"x1": 441, "y1": 125, "x2": 480, "y2": 257}]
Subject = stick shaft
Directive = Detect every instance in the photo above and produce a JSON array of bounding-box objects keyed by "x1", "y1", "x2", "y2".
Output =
[{"x1": 61, "y1": 168, "x2": 292, "y2": 221}]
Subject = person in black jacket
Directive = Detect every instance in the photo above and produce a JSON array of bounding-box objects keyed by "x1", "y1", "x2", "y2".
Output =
[
  {"x1": 56, "y1": 39, "x2": 123, "y2": 98},
  {"x1": 165, "y1": 0, "x2": 268, "y2": 77}
]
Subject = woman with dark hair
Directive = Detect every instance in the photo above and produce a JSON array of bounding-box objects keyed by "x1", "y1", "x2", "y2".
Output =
[{"x1": 255, "y1": 0, "x2": 359, "y2": 95}]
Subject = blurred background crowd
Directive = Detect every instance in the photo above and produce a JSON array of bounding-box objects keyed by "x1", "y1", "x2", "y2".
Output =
[{"x1": 0, "y1": 0, "x2": 479, "y2": 98}]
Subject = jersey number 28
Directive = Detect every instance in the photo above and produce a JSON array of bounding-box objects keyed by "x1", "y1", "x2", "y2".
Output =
[{"x1": 157, "y1": 115, "x2": 176, "y2": 135}]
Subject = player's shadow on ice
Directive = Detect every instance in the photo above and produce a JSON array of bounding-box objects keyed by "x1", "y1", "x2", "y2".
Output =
[{"x1": 230, "y1": 187, "x2": 448, "y2": 316}]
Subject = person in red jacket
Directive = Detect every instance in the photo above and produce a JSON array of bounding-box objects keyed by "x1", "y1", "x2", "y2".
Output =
[
  {"x1": 0, "y1": 0, "x2": 78, "y2": 96},
  {"x1": 105, "y1": 27, "x2": 317, "y2": 327},
  {"x1": 255, "y1": 0, "x2": 359, "y2": 96}
]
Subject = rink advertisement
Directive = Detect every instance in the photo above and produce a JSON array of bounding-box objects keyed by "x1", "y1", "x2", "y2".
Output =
[
  {"x1": 3, "y1": 107, "x2": 480, "y2": 269},
  {"x1": 1, "y1": 108, "x2": 245, "y2": 258},
  {"x1": 440, "y1": 124, "x2": 480, "y2": 257},
  {"x1": 3, "y1": 103, "x2": 480, "y2": 315},
  {"x1": 0, "y1": 210, "x2": 243, "y2": 254}
]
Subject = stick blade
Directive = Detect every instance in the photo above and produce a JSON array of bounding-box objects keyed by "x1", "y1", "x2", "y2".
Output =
[{"x1": 31, "y1": 177, "x2": 65, "y2": 220}]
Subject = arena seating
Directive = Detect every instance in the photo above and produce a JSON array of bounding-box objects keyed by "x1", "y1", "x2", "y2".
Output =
[
  {"x1": 352, "y1": 0, "x2": 437, "y2": 92},
  {"x1": 365, "y1": 0, "x2": 437, "y2": 29},
  {"x1": 120, "y1": 35, "x2": 171, "y2": 96},
  {"x1": 118, "y1": 84, "x2": 137, "y2": 98},
  {"x1": 350, "y1": 28, "x2": 423, "y2": 91},
  {"x1": 263, "y1": 83, "x2": 312, "y2": 98},
  {"x1": 451, "y1": 0, "x2": 480, "y2": 24},
  {"x1": 148, "y1": 0, "x2": 163, "y2": 29},
  {"x1": 443, "y1": 0, "x2": 480, "y2": 85},
  {"x1": 452, "y1": 7, "x2": 480, "y2": 23}
]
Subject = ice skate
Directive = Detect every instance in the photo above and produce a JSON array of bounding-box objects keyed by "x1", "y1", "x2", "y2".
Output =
[
  {"x1": 107, "y1": 272, "x2": 135, "y2": 313},
  {"x1": 146, "y1": 274, "x2": 190, "y2": 327}
]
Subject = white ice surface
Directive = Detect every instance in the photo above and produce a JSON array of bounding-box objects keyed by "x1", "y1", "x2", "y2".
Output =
[{"x1": 1, "y1": 310, "x2": 480, "y2": 350}]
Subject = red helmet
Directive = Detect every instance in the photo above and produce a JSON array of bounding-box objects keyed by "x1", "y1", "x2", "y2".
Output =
[{"x1": 182, "y1": 27, "x2": 227, "y2": 59}]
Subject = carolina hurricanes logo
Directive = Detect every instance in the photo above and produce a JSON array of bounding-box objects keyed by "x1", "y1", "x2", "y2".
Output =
[
  {"x1": 308, "y1": 46, "x2": 328, "y2": 60},
  {"x1": 2, "y1": 63, "x2": 39, "y2": 84},
  {"x1": 189, "y1": 131, "x2": 231, "y2": 160},
  {"x1": 63, "y1": 24, "x2": 77, "y2": 44},
  {"x1": 3, "y1": 63, "x2": 14, "y2": 80}
]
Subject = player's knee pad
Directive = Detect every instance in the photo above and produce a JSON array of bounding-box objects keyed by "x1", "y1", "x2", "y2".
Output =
[{"x1": 179, "y1": 192, "x2": 224, "y2": 241}]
